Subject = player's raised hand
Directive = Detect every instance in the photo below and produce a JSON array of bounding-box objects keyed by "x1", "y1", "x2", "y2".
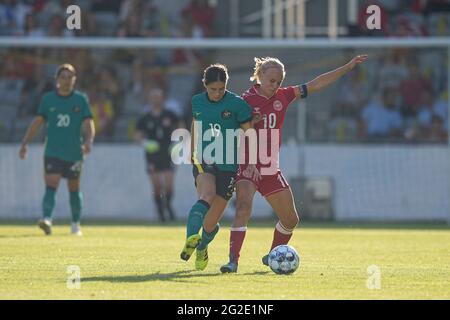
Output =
[
  {"x1": 19, "y1": 144, "x2": 27, "y2": 160},
  {"x1": 349, "y1": 54, "x2": 368, "y2": 69}
]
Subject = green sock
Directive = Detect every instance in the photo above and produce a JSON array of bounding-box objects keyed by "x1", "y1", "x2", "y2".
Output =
[
  {"x1": 70, "y1": 191, "x2": 83, "y2": 223},
  {"x1": 186, "y1": 200, "x2": 210, "y2": 238},
  {"x1": 42, "y1": 186, "x2": 56, "y2": 220},
  {"x1": 197, "y1": 224, "x2": 220, "y2": 251}
]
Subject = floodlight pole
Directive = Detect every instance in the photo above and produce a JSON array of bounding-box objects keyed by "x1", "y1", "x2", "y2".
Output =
[
  {"x1": 230, "y1": 0, "x2": 239, "y2": 37},
  {"x1": 347, "y1": 0, "x2": 358, "y2": 25},
  {"x1": 274, "y1": 0, "x2": 284, "y2": 38},
  {"x1": 297, "y1": 0, "x2": 306, "y2": 38},
  {"x1": 263, "y1": 0, "x2": 272, "y2": 38},
  {"x1": 286, "y1": 0, "x2": 295, "y2": 38},
  {"x1": 328, "y1": 0, "x2": 338, "y2": 39}
]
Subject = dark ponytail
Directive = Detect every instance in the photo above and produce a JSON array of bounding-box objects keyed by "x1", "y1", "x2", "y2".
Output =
[{"x1": 203, "y1": 64, "x2": 229, "y2": 85}]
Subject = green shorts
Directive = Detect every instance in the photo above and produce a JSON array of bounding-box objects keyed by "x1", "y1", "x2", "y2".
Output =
[
  {"x1": 44, "y1": 157, "x2": 83, "y2": 180},
  {"x1": 192, "y1": 163, "x2": 236, "y2": 201}
]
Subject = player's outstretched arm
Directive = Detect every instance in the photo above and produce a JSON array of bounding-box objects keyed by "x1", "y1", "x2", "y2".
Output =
[
  {"x1": 82, "y1": 118, "x2": 95, "y2": 155},
  {"x1": 303, "y1": 54, "x2": 368, "y2": 95},
  {"x1": 19, "y1": 116, "x2": 45, "y2": 159}
]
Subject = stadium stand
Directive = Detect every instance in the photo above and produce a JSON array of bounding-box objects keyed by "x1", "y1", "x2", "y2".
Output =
[{"x1": 0, "y1": 0, "x2": 448, "y2": 143}]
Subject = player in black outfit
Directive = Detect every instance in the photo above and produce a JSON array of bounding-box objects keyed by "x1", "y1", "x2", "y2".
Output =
[{"x1": 135, "y1": 88, "x2": 182, "y2": 222}]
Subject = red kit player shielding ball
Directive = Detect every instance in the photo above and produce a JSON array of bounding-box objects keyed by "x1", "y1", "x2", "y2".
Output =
[{"x1": 220, "y1": 54, "x2": 368, "y2": 273}]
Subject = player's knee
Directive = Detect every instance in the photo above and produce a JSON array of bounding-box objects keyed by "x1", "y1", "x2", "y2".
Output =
[
  {"x1": 282, "y1": 213, "x2": 299, "y2": 230},
  {"x1": 199, "y1": 191, "x2": 215, "y2": 204},
  {"x1": 152, "y1": 184, "x2": 162, "y2": 195}
]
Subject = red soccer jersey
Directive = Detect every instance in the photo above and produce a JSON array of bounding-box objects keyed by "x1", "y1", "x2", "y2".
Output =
[{"x1": 241, "y1": 84, "x2": 298, "y2": 170}]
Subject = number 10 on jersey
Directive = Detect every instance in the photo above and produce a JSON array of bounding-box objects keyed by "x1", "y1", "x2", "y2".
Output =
[{"x1": 262, "y1": 113, "x2": 277, "y2": 129}]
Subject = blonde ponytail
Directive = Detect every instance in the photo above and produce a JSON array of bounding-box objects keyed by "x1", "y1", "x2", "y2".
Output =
[{"x1": 250, "y1": 57, "x2": 286, "y2": 83}]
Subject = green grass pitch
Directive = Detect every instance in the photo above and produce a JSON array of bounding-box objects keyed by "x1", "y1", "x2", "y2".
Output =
[{"x1": 1, "y1": 221, "x2": 449, "y2": 299}]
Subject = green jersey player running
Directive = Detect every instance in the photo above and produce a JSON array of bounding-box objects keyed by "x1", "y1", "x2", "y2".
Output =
[
  {"x1": 180, "y1": 64, "x2": 260, "y2": 270},
  {"x1": 19, "y1": 64, "x2": 95, "y2": 236}
]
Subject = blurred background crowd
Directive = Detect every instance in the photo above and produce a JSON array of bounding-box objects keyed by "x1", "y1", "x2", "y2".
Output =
[{"x1": 0, "y1": 0, "x2": 448, "y2": 143}]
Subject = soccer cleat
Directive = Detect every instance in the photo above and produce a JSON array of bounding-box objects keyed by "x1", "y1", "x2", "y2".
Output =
[
  {"x1": 71, "y1": 223, "x2": 82, "y2": 236},
  {"x1": 38, "y1": 219, "x2": 52, "y2": 235},
  {"x1": 180, "y1": 234, "x2": 201, "y2": 261},
  {"x1": 220, "y1": 261, "x2": 238, "y2": 273},
  {"x1": 262, "y1": 254, "x2": 269, "y2": 266},
  {"x1": 195, "y1": 247, "x2": 209, "y2": 271}
]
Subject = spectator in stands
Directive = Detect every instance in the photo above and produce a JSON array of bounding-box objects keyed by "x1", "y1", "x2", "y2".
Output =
[
  {"x1": 88, "y1": 83, "x2": 115, "y2": 140},
  {"x1": 415, "y1": 102, "x2": 448, "y2": 143},
  {"x1": 170, "y1": 14, "x2": 206, "y2": 69},
  {"x1": 336, "y1": 67, "x2": 369, "y2": 114},
  {"x1": 47, "y1": 13, "x2": 74, "y2": 37},
  {"x1": 0, "y1": 0, "x2": 16, "y2": 35},
  {"x1": 129, "y1": 51, "x2": 168, "y2": 100},
  {"x1": 378, "y1": 50, "x2": 408, "y2": 90},
  {"x1": 22, "y1": 12, "x2": 44, "y2": 37},
  {"x1": 329, "y1": 67, "x2": 369, "y2": 141},
  {"x1": 18, "y1": 63, "x2": 53, "y2": 117},
  {"x1": 392, "y1": 14, "x2": 427, "y2": 37},
  {"x1": 359, "y1": 87, "x2": 403, "y2": 141},
  {"x1": 412, "y1": 89, "x2": 436, "y2": 141},
  {"x1": 117, "y1": 11, "x2": 145, "y2": 37},
  {"x1": 181, "y1": 0, "x2": 215, "y2": 37},
  {"x1": 30, "y1": 0, "x2": 46, "y2": 13},
  {"x1": 19, "y1": 48, "x2": 35, "y2": 78},
  {"x1": 410, "y1": 88, "x2": 447, "y2": 143},
  {"x1": 39, "y1": 0, "x2": 65, "y2": 27},
  {"x1": 1, "y1": 51, "x2": 22, "y2": 80},
  {"x1": 73, "y1": 10, "x2": 97, "y2": 37},
  {"x1": 433, "y1": 90, "x2": 448, "y2": 132},
  {"x1": 68, "y1": 48, "x2": 96, "y2": 89},
  {"x1": 94, "y1": 66, "x2": 121, "y2": 129},
  {"x1": 426, "y1": 115, "x2": 448, "y2": 142},
  {"x1": 97, "y1": 66, "x2": 121, "y2": 106},
  {"x1": 117, "y1": 0, "x2": 160, "y2": 37},
  {"x1": 0, "y1": 49, "x2": 29, "y2": 107},
  {"x1": 0, "y1": 0, "x2": 32, "y2": 36},
  {"x1": 400, "y1": 56, "x2": 432, "y2": 117},
  {"x1": 144, "y1": 65, "x2": 167, "y2": 94}
]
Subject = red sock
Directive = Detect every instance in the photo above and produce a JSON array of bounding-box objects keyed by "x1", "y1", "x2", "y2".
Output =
[
  {"x1": 229, "y1": 227, "x2": 247, "y2": 263},
  {"x1": 270, "y1": 222, "x2": 293, "y2": 251}
]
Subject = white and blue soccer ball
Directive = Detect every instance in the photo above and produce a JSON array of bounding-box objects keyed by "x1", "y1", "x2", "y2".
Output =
[{"x1": 268, "y1": 245, "x2": 300, "y2": 275}]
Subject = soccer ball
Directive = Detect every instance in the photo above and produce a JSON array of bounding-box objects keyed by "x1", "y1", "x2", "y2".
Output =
[{"x1": 268, "y1": 245, "x2": 300, "y2": 275}]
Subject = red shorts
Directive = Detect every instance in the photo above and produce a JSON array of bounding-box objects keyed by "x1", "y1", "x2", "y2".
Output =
[{"x1": 236, "y1": 164, "x2": 290, "y2": 197}]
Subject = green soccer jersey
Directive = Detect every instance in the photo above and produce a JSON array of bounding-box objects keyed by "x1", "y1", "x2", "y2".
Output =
[
  {"x1": 191, "y1": 91, "x2": 253, "y2": 172},
  {"x1": 37, "y1": 90, "x2": 93, "y2": 162}
]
